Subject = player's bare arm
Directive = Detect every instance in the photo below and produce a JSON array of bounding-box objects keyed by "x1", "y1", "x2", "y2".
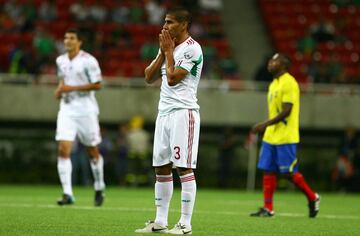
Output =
[
  {"x1": 160, "y1": 29, "x2": 188, "y2": 86},
  {"x1": 144, "y1": 51, "x2": 165, "y2": 84},
  {"x1": 54, "y1": 80, "x2": 64, "y2": 99},
  {"x1": 252, "y1": 102, "x2": 293, "y2": 133},
  {"x1": 57, "y1": 82, "x2": 102, "y2": 94}
]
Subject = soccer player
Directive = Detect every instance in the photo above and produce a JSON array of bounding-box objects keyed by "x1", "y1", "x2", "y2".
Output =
[
  {"x1": 250, "y1": 53, "x2": 320, "y2": 218},
  {"x1": 135, "y1": 8, "x2": 203, "y2": 234},
  {"x1": 54, "y1": 28, "x2": 105, "y2": 206}
]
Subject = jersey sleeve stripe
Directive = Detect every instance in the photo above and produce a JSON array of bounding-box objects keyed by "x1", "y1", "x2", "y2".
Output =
[{"x1": 187, "y1": 110, "x2": 195, "y2": 168}]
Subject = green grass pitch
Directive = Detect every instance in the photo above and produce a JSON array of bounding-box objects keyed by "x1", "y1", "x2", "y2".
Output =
[{"x1": 0, "y1": 185, "x2": 359, "y2": 235}]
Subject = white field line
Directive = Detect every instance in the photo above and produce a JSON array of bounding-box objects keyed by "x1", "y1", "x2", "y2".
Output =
[{"x1": 0, "y1": 203, "x2": 358, "y2": 220}]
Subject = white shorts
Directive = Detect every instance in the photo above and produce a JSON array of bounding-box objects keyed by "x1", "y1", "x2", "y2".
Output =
[
  {"x1": 55, "y1": 112, "x2": 101, "y2": 147},
  {"x1": 153, "y1": 109, "x2": 200, "y2": 169}
]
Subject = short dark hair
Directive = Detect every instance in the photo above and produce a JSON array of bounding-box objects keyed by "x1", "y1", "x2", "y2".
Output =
[
  {"x1": 166, "y1": 7, "x2": 192, "y2": 30},
  {"x1": 65, "y1": 28, "x2": 83, "y2": 41},
  {"x1": 282, "y1": 55, "x2": 292, "y2": 69},
  {"x1": 278, "y1": 53, "x2": 291, "y2": 69}
]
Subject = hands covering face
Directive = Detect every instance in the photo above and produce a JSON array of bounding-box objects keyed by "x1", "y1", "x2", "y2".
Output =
[{"x1": 159, "y1": 29, "x2": 175, "y2": 53}]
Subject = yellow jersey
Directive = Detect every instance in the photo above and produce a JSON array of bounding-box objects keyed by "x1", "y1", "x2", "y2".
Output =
[{"x1": 263, "y1": 72, "x2": 300, "y2": 144}]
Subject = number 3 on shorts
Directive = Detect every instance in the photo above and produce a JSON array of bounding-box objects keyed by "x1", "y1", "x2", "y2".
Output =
[{"x1": 174, "y1": 146, "x2": 181, "y2": 159}]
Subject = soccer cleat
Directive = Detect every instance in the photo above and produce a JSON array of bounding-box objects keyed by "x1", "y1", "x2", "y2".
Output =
[
  {"x1": 135, "y1": 220, "x2": 168, "y2": 233},
  {"x1": 167, "y1": 223, "x2": 192, "y2": 235},
  {"x1": 309, "y1": 193, "x2": 320, "y2": 218},
  {"x1": 57, "y1": 194, "x2": 75, "y2": 206},
  {"x1": 250, "y1": 207, "x2": 275, "y2": 217},
  {"x1": 94, "y1": 190, "x2": 105, "y2": 207}
]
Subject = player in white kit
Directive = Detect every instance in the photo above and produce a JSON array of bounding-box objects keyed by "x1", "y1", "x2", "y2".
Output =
[
  {"x1": 135, "y1": 8, "x2": 203, "y2": 235},
  {"x1": 54, "y1": 29, "x2": 105, "y2": 206}
]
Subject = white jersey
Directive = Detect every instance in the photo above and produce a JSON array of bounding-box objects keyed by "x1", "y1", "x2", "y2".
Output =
[
  {"x1": 56, "y1": 50, "x2": 102, "y2": 117},
  {"x1": 159, "y1": 37, "x2": 203, "y2": 115}
]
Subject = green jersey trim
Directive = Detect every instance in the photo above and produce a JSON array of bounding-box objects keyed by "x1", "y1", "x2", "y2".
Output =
[{"x1": 190, "y1": 55, "x2": 203, "y2": 77}]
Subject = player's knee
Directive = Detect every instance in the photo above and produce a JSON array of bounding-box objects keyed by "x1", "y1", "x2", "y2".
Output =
[
  {"x1": 58, "y1": 144, "x2": 71, "y2": 157},
  {"x1": 263, "y1": 171, "x2": 276, "y2": 177},
  {"x1": 86, "y1": 146, "x2": 99, "y2": 159},
  {"x1": 155, "y1": 164, "x2": 172, "y2": 175},
  {"x1": 176, "y1": 167, "x2": 193, "y2": 176}
]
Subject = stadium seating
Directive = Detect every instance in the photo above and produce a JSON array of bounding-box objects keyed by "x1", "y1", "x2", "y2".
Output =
[
  {"x1": 0, "y1": 0, "x2": 238, "y2": 80},
  {"x1": 259, "y1": 0, "x2": 360, "y2": 84}
]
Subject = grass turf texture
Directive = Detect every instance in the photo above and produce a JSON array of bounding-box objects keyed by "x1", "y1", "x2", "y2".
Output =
[{"x1": 0, "y1": 185, "x2": 359, "y2": 235}]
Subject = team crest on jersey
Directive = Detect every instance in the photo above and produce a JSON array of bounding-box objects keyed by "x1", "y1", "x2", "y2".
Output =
[{"x1": 184, "y1": 51, "x2": 193, "y2": 59}]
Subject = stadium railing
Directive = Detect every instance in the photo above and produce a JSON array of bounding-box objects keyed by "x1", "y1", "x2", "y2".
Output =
[{"x1": 1, "y1": 73, "x2": 359, "y2": 95}]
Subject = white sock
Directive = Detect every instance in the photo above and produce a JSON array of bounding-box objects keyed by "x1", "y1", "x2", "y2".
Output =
[
  {"x1": 57, "y1": 157, "x2": 73, "y2": 196},
  {"x1": 179, "y1": 173, "x2": 196, "y2": 227},
  {"x1": 90, "y1": 155, "x2": 105, "y2": 191},
  {"x1": 154, "y1": 174, "x2": 173, "y2": 227}
]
